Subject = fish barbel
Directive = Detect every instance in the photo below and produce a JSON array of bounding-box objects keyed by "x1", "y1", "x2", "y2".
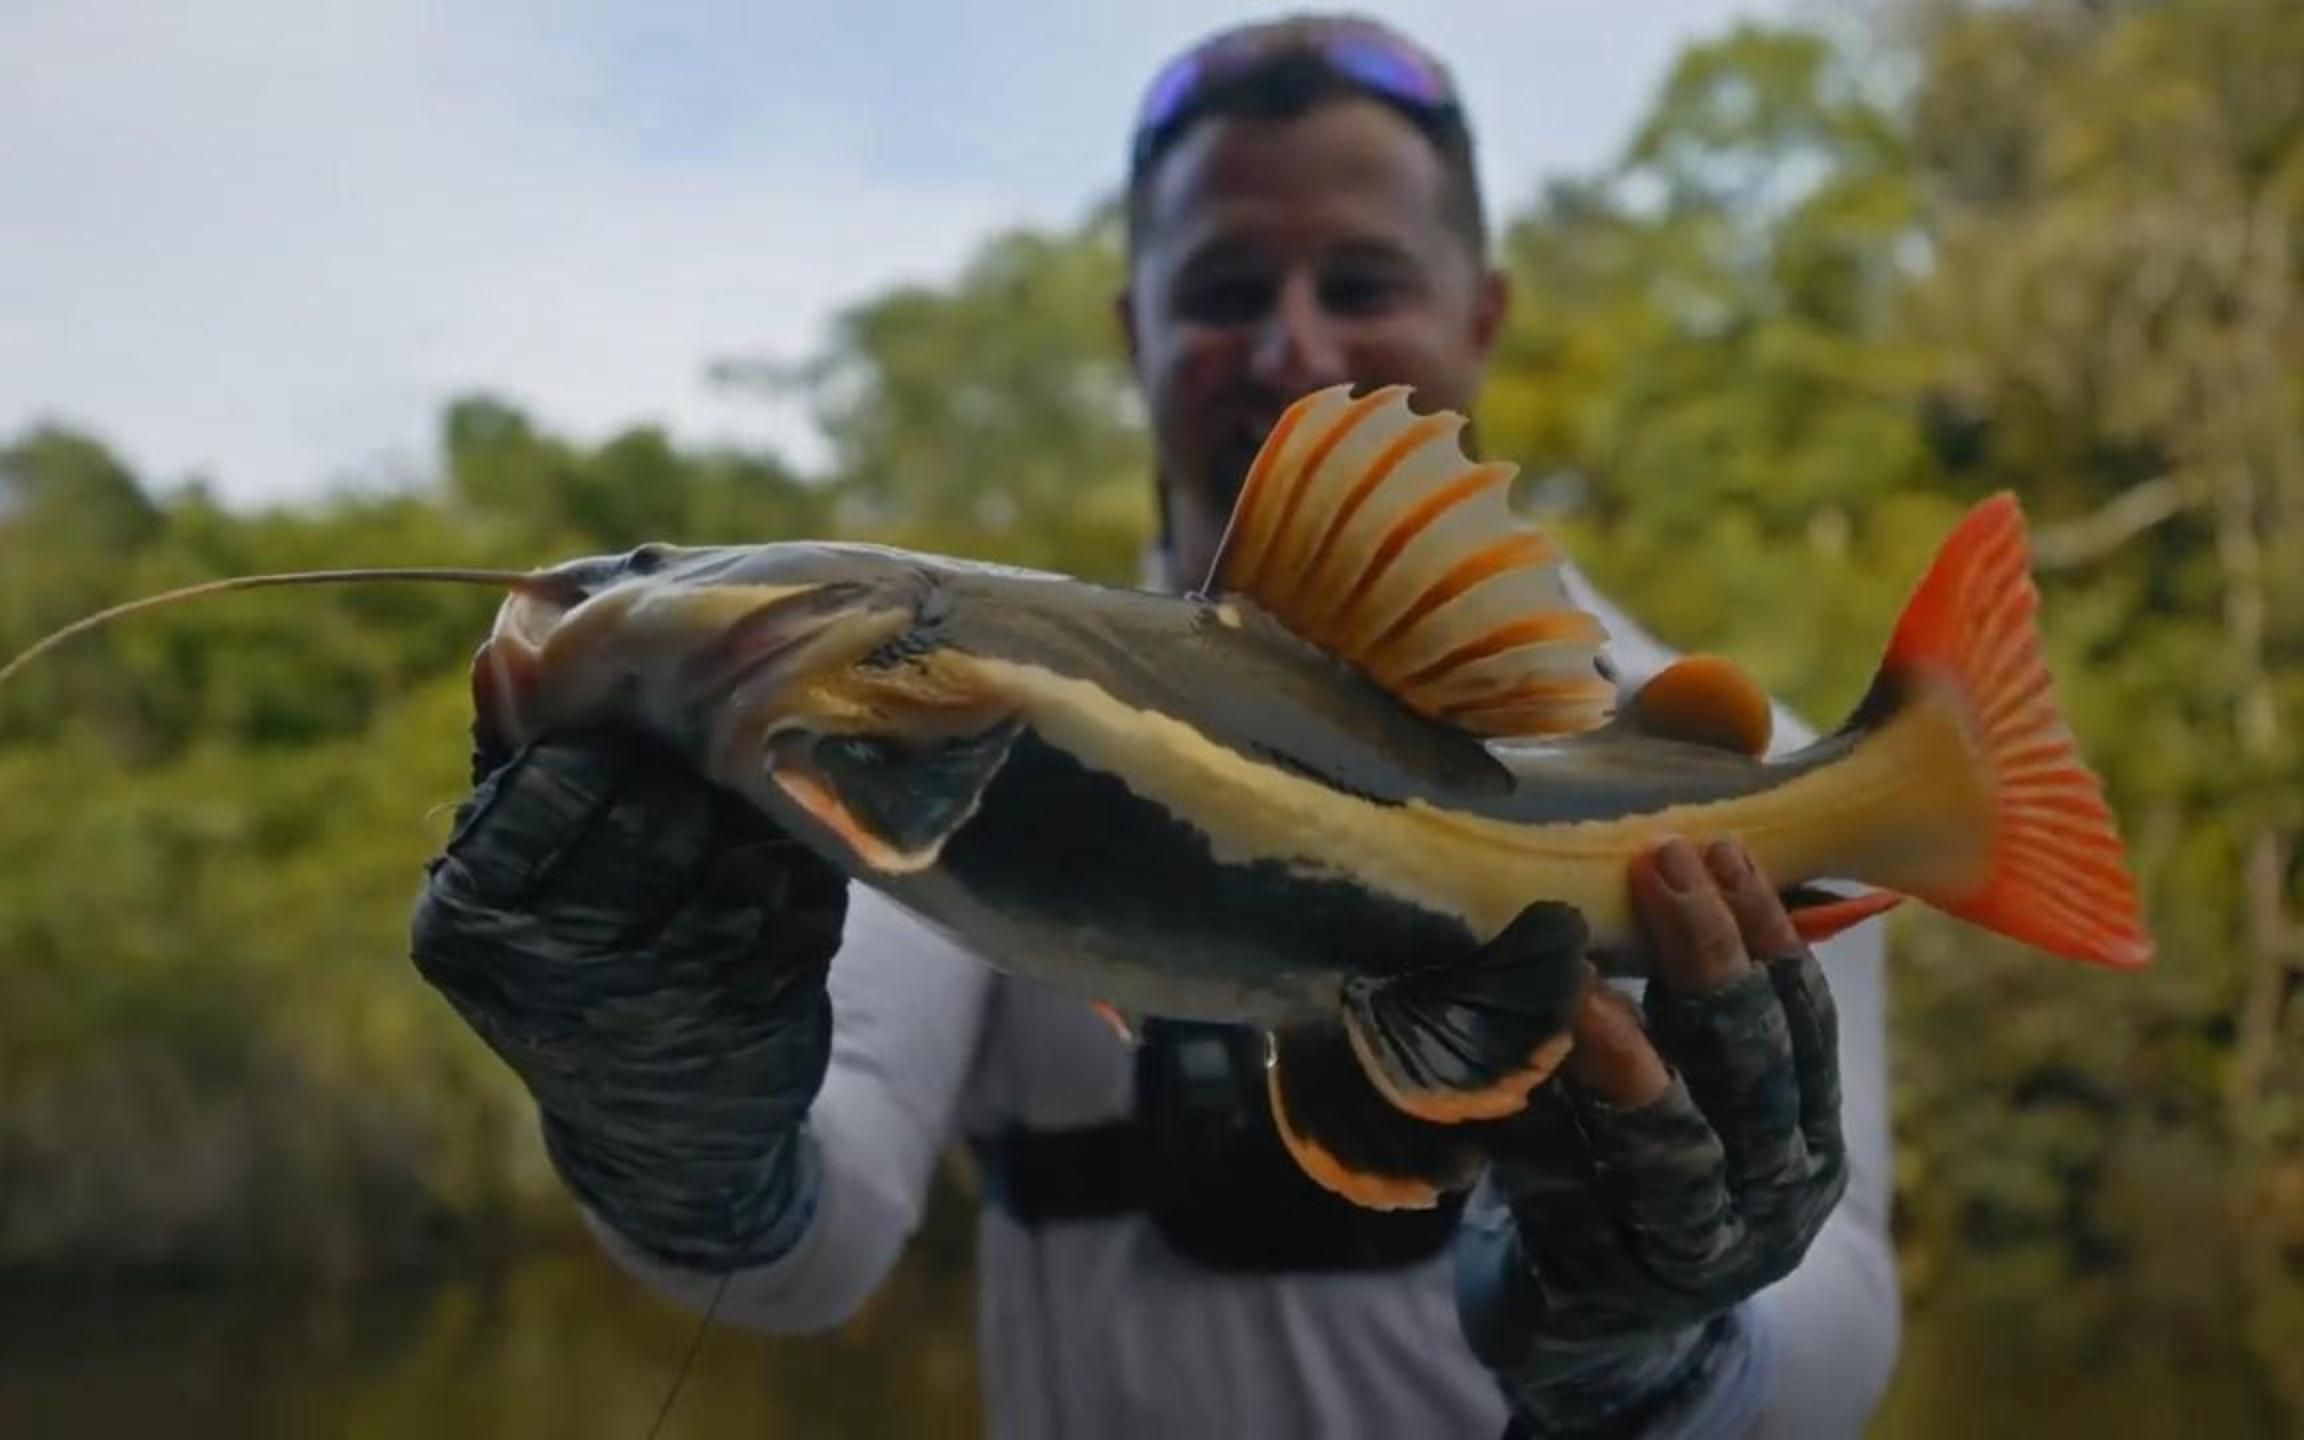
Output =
[{"x1": 0, "y1": 383, "x2": 2154, "y2": 1210}]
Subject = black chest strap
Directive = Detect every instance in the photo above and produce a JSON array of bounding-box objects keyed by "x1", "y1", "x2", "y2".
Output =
[
  {"x1": 970, "y1": 1119, "x2": 1153, "y2": 1224},
  {"x1": 967, "y1": 1018, "x2": 1466, "y2": 1274}
]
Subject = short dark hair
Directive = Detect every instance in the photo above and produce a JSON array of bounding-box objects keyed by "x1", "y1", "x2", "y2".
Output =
[{"x1": 1123, "y1": 34, "x2": 1490, "y2": 264}]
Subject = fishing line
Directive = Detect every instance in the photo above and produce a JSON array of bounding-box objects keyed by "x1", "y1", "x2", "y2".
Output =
[{"x1": 643, "y1": 1270, "x2": 730, "y2": 1440}]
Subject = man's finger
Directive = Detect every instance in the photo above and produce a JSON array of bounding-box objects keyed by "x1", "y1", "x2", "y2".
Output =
[
  {"x1": 1642, "y1": 958, "x2": 1806, "y2": 1198},
  {"x1": 437, "y1": 740, "x2": 639, "y2": 908},
  {"x1": 1563, "y1": 981, "x2": 1672, "y2": 1108},
  {"x1": 1482, "y1": 991, "x2": 1656, "y2": 1251},
  {"x1": 1477, "y1": 1079, "x2": 1649, "y2": 1311},
  {"x1": 1542, "y1": 986, "x2": 1742, "y2": 1293},
  {"x1": 1711, "y1": 842, "x2": 1805, "y2": 962},
  {"x1": 1632, "y1": 837, "x2": 1753, "y2": 995},
  {"x1": 1717, "y1": 846, "x2": 1845, "y2": 1168},
  {"x1": 530, "y1": 749, "x2": 727, "y2": 946},
  {"x1": 1567, "y1": 1067, "x2": 1742, "y2": 1293},
  {"x1": 659, "y1": 828, "x2": 850, "y2": 1010},
  {"x1": 1767, "y1": 944, "x2": 1845, "y2": 1170}
]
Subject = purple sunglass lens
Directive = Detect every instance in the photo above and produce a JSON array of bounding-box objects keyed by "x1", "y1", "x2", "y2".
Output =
[
  {"x1": 1322, "y1": 34, "x2": 1450, "y2": 106},
  {"x1": 1132, "y1": 26, "x2": 1454, "y2": 147}
]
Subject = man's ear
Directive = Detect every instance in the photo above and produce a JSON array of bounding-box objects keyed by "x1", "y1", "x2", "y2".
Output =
[
  {"x1": 1471, "y1": 266, "x2": 1510, "y2": 359},
  {"x1": 1115, "y1": 285, "x2": 1142, "y2": 371}
]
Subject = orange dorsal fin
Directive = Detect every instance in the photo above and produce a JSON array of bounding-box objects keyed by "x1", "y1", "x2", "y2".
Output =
[
  {"x1": 1208, "y1": 385, "x2": 1616, "y2": 740},
  {"x1": 1872, "y1": 492, "x2": 2153, "y2": 970},
  {"x1": 1620, "y1": 655, "x2": 1774, "y2": 755}
]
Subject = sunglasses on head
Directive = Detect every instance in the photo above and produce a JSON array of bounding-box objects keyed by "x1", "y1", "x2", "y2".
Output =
[{"x1": 1130, "y1": 17, "x2": 1462, "y2": 172}]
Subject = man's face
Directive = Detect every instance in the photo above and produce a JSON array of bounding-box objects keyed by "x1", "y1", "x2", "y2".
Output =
[{"x1": 1120, "y1": 97, "x2": 1508, "y2": 589}]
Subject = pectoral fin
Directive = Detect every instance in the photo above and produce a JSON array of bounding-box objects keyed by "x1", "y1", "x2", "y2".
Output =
[
  {"x1": 1265, "y1": 1022, "x2": 1482, "y2": 1211},
  {"x1": 1337, "y1": 901, "x2": 1595, "y2": 1125},
  {"x1": 1089, "y1": 1002, "x2": 1138, "y2": 1045},
  {"x1": 769, "y1": 715, "x2": 1022, "y2": 874}
]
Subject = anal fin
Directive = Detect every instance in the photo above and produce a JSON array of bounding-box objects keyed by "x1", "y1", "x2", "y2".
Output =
[
  {"x1": 1266, "y1": 1022, "x2": 1481, "y2": 1212},
  {"x1": 1782, "y1": 884, "x2": 1903, "y2": 944},
  {"x1": 1341, "y1": 902, "x2": 1594, "y2": 1126}
]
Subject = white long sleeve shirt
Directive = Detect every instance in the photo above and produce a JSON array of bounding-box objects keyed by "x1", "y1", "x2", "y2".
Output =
[{"x1": 587, "y1": 572, "x2": 1902, "y2": 1439}]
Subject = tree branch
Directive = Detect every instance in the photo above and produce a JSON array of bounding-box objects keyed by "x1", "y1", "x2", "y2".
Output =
[{"x1": 2031, "y1": 475, "x2": 2191, "y2": 570}]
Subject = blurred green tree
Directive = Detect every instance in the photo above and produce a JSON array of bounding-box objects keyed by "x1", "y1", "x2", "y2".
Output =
[{"x1": 709, "y1": 205, "x2": 1156, "y2": 584}]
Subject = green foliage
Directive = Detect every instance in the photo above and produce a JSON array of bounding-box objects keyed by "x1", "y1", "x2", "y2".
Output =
[
  {"x1": 716, "y1": 203, "x2": 1155, "y2": 583},
  {"x1": 441, "y1": 395, "x2": 830, "y2": 555},
  {"x1": 0, "y1": 416, "x2": 846, "y2": 1280}
]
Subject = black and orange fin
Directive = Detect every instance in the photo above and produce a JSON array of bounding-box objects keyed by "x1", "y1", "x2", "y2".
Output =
[
  {"x1": 1781, "y1": 884, "x2": 1903, "y2": 945},
  {"x1": 1208, "y1": 385, "x2": 1617, "y2": 741},
  {"x1": 1853, "y1": 492, "x2": 2153, "y2": 969},
  {"x1": 767, "y1": 717, "x2": 1022, "y2": 876},
  {"x1": 1265, "y1": 1021, "x2": 1483, "y2": 1211},
  {"x1": 1089, "y1": 1002, "x2": 1137, "y2": 1045},
  {"x1": 1337, "y1": 901, "x2": 1594, "y2": 1126},
  {"x1": 1619, "y1": 655, "x2": 1774, "y2": 756}
]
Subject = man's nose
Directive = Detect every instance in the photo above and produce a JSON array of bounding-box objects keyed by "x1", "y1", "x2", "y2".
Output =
[{"x1": 1248, "y1": 278, "x2": 1349, "y2": 394}]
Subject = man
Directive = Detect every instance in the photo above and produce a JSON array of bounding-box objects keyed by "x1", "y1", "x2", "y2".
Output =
[{"x1": 411, "y1": 15, "x2": 1899, "y2": 1437}]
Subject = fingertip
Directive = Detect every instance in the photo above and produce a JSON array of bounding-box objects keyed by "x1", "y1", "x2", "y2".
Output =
[
  {"x1": 1565, "y1": 984, "x2": 1672, "y2": 1108},
  {"x1": 1626, "y1": 836, "x2": 1687, "y2": 944},
  {"x1": 453, "y1": 737, "x2": 723, "y2": 915},
  {"x1": 1638, "y1": 836, "x2": 1750, "y2": 994},
  {"x1": 1705, "y1": 837, "x2": 1806, "y2": 961}
]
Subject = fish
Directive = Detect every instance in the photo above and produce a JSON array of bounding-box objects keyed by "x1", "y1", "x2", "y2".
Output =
[{"x1": 0, "y1": 382, "x2": 2154, "y2": 1211}]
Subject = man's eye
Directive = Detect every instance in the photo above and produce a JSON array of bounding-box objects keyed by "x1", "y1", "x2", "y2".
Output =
[
  {"x1": 1322, "y1": 271, "x2": 1407, "y2": 316},
  {"x1": 1178, "y1": 275, "x2": 1271, "y2": 325}
]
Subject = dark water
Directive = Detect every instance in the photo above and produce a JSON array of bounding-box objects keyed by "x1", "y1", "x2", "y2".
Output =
[
  {"x1": 3, "y1": 1241, "x2": 2290, "y2": 1438},
  {"x1": 0, "y1": 1246, "x2": 980, "y2": 1440}
]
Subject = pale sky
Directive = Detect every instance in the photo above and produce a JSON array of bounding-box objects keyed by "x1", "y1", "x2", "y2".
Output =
[{"x1": 2, "y1": 1, "x2": 1790, "y2": 505}]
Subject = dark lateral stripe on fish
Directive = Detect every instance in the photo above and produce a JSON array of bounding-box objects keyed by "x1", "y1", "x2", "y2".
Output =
[
  {"x1": 929, "y1": 728, "x2": 1485, "y2": 989},
  {"x1": 917, "y1": 651, "x2": 1875, "y2": 957}
]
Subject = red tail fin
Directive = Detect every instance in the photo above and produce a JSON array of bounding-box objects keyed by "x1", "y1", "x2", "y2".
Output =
[{"x1": 1879, "y1": 493, "x2": 2153, "y2": 970}]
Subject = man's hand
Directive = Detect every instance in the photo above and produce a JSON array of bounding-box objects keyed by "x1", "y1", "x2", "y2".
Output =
[
  {"x1": 1456, "y1": 836, "x2": 1847, "y2": 1435},
  {"x1": 411, "y1": 734, "x2": 850, "y2": 1273}
]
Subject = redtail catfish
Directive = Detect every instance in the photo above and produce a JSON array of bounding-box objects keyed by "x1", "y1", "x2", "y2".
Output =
[{"x1": 0, "y1": 384, "x2": 2152, "y2": 1209}]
